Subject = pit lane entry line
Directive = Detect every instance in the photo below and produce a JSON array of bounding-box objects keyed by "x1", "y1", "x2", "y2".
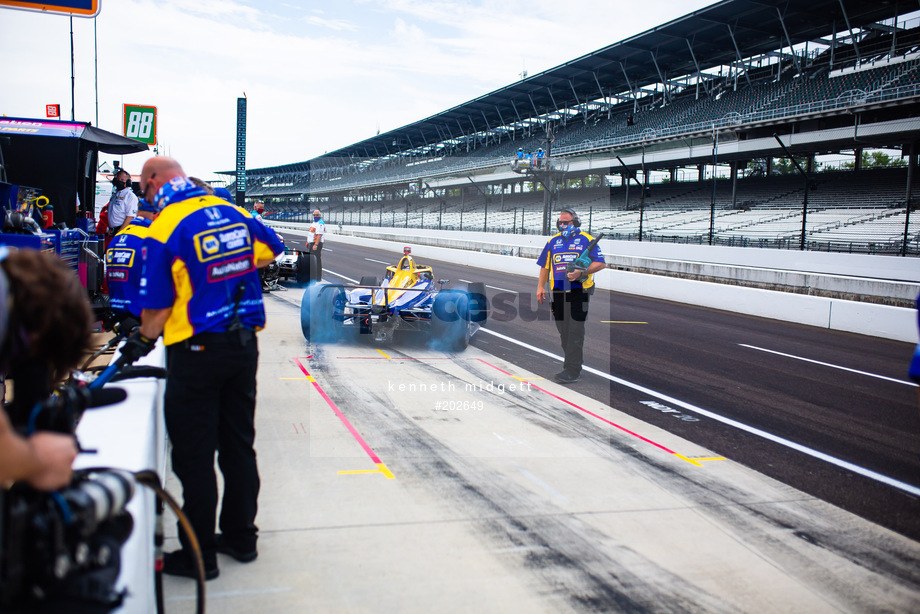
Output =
[
  {"x1": 293, "y1": 357, "x2": 395, "y2": 479},
  {"x1": 479, "y1": 327, "x2": 920, "y2": 497},
  {"x1": 476, "y1": 358, "x2": 723, "y2": 467}
]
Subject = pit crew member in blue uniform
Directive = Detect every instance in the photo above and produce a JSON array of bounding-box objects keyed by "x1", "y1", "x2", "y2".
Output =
[
  {"x1": 127, "y1": 157, "x2": 284, "y2": 580},
  {"x1": 104, "y1": 199, "x2": 157, "y2": 328},
  {"x1": 536, "y1": 208, "x2": 606, "y2": 384}
]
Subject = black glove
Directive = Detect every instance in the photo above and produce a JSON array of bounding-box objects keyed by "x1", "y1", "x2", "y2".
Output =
[
  {"x1": 113, "y1": 315, "x2": 141, "y2": 336},
  {"x1": 117, "y1": 330, "x2": 157, "y2": 367}
]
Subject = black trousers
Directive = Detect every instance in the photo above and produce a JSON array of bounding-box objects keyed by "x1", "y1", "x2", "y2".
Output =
[
  {"x1": 310, "y1": 242, "x2": 323, "y2": 280},
  {"x1": 551, "y1": 288, "x2": 590, "y2": 376},
  {"x1": 164, "y1": 332, "x2": 260, "y2": 564}
]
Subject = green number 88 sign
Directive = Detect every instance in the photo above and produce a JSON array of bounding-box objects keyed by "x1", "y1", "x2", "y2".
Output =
[{"x1": 123, "y1": 104, "x2": 157, "y2": 145}]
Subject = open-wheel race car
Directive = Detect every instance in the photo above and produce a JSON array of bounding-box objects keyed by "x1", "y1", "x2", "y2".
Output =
[{"x1": 301, "y1": 247, "x2": 487, "y2": 350}]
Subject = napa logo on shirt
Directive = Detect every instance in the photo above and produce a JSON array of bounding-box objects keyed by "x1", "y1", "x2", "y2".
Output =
[{"x1": 193, "y1": 222, "x2": 252, "y2": 262}]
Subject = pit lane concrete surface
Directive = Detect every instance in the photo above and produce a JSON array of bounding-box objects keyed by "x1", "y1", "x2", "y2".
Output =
[{"x1": 162, "y1": 282, "x2": 920, "y2": 613}]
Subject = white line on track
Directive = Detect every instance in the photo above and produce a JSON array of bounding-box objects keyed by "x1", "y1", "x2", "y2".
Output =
[
  {"x1": 324, "y1": 269, "x2": 358, "y2": 283},
  {"x1": 478, "y1": 327, "x2": 920, "y2": 498},
  {"x1": 365, "y1": 258, "x2": 390, "y2": 265},
  {"x1": 739, "y1": 343, "x2": 918, "y2": 387},
  {"x1": 459, "y1": 279, "x2": 518, "y2": 293}
]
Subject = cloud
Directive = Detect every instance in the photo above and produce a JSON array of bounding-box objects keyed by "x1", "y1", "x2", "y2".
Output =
[{"x1": 305, "y1": 15, "x2": 359, "y2": 32}]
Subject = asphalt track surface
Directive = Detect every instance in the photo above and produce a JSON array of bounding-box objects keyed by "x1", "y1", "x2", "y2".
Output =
[{"x1": 278, "y1": 233, "x2": 920, "y2": 542}]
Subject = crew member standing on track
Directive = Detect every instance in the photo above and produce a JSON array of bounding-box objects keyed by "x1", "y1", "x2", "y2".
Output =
[
  {"x1": 104, "y1": 199, "x2": 158, "y2": 328},
  {"x1": 107, "y1": 168, "x2": 139, "y2": 240},
  {"x1": 126, "y1": 156, "x2": 284, "y2": 580},
  {"x1": 536, "y1": 208, "x2": 606, "y2": 384},
  {"x1": 306, "y1": 208, "x2": 326, "y2": 280},
  {"x1": 253, "y1": 200, "x2": 265, "y2": 220}
]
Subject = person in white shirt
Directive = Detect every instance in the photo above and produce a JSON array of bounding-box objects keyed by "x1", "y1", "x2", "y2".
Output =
[
  {"x1": 107, "y1": 168, "x2": 138, "y2": 235},
  {"x1": 306, "y1": 209, "x2": 326, "y2": 280}
]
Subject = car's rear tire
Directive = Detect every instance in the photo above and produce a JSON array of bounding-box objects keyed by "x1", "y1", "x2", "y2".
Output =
[
  {"x1": 431, "y1": 290, "x2": 471, "y2": 351},
  {"x1": 359, "y1": 276, "x2": 379, "y2": 287},
  {"x1": 295, "y1": 253, "x2": 310, "y2": 285},
  {"x1": 466, "y1": 282, "x2": 488, "y2": 324},
  {"x1": 301, "y1": 281, "x2": 343, "y2": 343}
]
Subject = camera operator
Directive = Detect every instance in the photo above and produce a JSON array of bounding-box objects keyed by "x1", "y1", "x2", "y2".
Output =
[{"x1": 0, "y1": 247, "x2": 92, "y2": 487}]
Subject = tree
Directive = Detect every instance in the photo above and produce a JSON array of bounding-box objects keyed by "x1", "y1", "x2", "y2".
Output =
[{"x1": 843, "y1": 150, "x2": 906, "y2": 170}]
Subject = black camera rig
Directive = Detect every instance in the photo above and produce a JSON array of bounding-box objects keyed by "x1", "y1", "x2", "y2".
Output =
[{"x1": 0, "y1": 381, "x2": 136, "y2": 613}]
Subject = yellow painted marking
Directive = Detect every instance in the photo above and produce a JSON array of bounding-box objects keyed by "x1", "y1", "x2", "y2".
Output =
[
  {"x1": 601, "y1": 321, "x2": 648, "y2": 324},
  {"x1": 376, "y1": 462, "x2": 395, "y2": 479},
  {"x1": 305, "y1": 376, "x2": 316, "y2": 383},
  {"x1": 376, "y1": 349, "x2": 392, "y2": 359},
  {"x1": 673, "y1": 453, "x2": 726, "y2": 466},
  {"x1": 337, "y1": 462, "x2": 395, "y2": 479}
]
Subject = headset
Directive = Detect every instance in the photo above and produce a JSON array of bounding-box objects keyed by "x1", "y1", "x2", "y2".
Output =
[{"x1": 558, "y1": 207, "x2": 581, "y2": 228}]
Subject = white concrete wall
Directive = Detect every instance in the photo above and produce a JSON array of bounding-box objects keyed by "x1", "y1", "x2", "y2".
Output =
[
  {"x1": 310, "y1": 224, "x2": 920, "y2": 282},
  {"x1": 273, "y1": 223, "x2": 919, "y2": 343}
]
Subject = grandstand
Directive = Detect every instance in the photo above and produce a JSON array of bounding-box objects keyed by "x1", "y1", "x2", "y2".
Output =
[{"x1": 222, "y1": 0, "x2": 920, "y2": 256}]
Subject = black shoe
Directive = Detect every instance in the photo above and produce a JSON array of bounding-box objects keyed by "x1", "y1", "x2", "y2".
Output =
[
  {"x1": 162, "y1": 550, "x2": 219, "y2": 580},
  {"x1": 553, "y1": 371, "x2": 580, "y2": 384},
  {"x1": 215, "y1": 534, "x2": 258, "y2": 563}
]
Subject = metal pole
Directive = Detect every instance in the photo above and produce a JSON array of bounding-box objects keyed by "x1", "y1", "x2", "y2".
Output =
[
  {"x1": 94, "y1": 16, "x2": 98, "y2": 126},
  {"x1": 638, "y1": 145, "x2": 646, "y2": 241},
  {"x1": 902, "y1": 140, "x2": 916, "y2": 256},
  {"x1": 70, "y1": 17, "x2": 75, "y2": 120},
  {"x1": 773, "y1": 133, "x2": 810, "y2": 250},
  {"x1": 709, "y1": 126, "x2": 718, "y2": 245}
]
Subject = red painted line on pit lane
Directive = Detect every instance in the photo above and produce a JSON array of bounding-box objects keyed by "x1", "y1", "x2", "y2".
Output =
[
  {"x1": 335, "y1": 357, "x2": 452, "y2": 360},
  {"x1": 293, "y1": 357, "x2": 383, "y2": 465},
  {"x1": 477, "y1": 358, "x2": 676, "y2": 456}
]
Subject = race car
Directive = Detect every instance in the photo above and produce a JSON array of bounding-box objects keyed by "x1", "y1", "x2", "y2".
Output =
[
  {"x1": 276, "y1": 246, "x2": 310, "y2": 282},
  {"x1": 301, "y1": 247, "x2": 486, "y2": 350}
]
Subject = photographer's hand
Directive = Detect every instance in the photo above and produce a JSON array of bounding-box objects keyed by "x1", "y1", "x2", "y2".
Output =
[
  {"x1": 25, "y1": 432, "x2": 78, "y2": 491},
  {"x1": 0, "y1": 410, "x2": 76, "y2": 490}
]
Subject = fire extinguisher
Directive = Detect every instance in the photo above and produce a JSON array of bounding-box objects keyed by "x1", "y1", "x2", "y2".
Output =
[{"x1": 35, "y1": 196, "x2": 53, "y2": 229}]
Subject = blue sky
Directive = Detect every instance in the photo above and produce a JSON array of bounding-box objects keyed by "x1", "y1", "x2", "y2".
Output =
[{"x1": 0, "y1": 0, "x2": 715, "y2": 179}]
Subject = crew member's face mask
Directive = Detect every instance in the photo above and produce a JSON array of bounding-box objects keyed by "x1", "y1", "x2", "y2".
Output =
[
  {"x1": 313, "y1": 215, "x2": 321, "y2": 221},
  {"x1": 558, "y1": 222, "x2": 576, "y2": 237}
]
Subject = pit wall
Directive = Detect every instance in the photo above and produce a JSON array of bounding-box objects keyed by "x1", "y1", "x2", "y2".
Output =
[{"x1": 271, "y1": 223, "x2": 919, "y2": 344}]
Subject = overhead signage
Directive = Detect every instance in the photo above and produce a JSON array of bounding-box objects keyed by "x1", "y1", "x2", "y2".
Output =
[
  {"x1": 0, "y1": 1, "x2": 101, "y2": 18},
  {"x1": 0, "y1": 118, "x2": 84, "y2": 137},
  {"x1": 123, "y1": 104, "x2": 157, "y2": 145}
]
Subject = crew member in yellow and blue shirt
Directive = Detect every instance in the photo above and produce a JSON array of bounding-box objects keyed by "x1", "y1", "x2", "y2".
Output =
[
  {"x1": 104, "y1": 198, "x2": 158, "y2": 328},
  {"x1": 119, "y1": 156, "x2": 283, "y2": 581},
  {"x1": 536, "y1": 208, "x2": 606, "y2": 384}
]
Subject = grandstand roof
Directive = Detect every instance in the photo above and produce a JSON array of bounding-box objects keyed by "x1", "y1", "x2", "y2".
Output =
[{"x1": 237, "y1": 0, "x2": 904, "y2": 175}]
